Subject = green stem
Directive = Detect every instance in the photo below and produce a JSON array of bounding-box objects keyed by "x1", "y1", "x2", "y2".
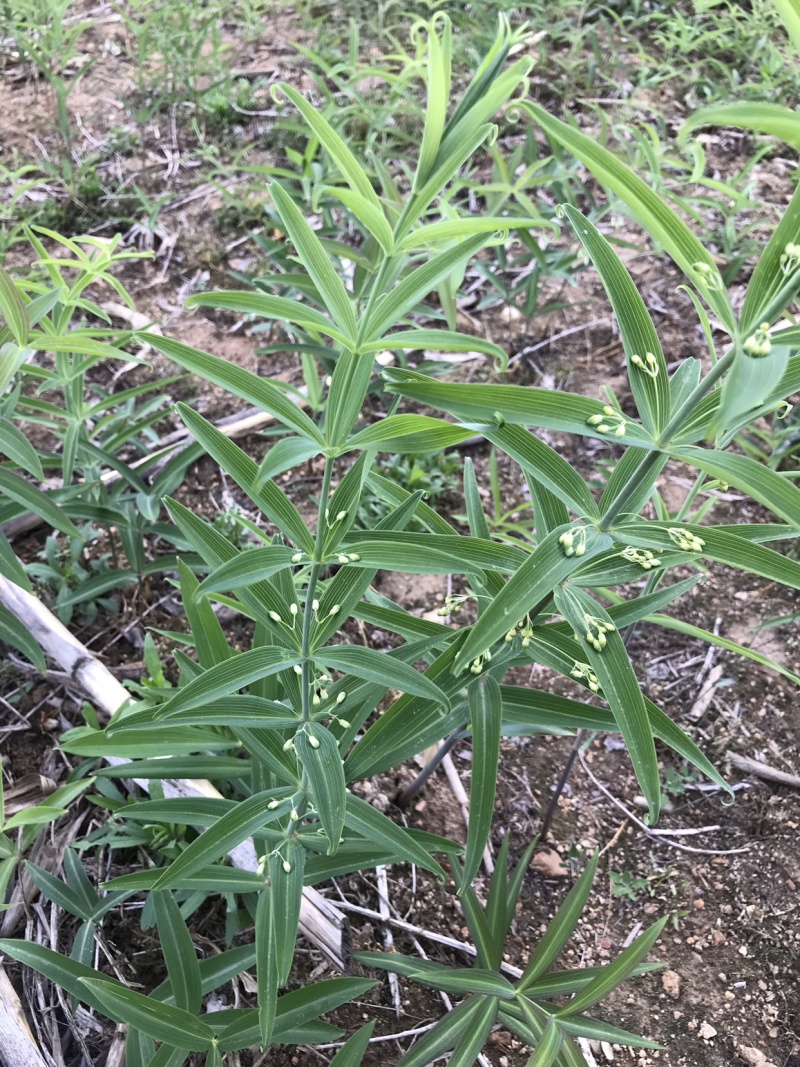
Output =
[
  {"x1": 657, "y1": 348, "x2": 735, "y2": 446},
  {"x1": 598, "y1": 450, "x2": 664, "y2": 531},
  {"x1": 674, "y1": 472, "x2": 708, "y2": 523},
  {"x1": 300, "y1": 454, "x2": 334, "y2": 723}
]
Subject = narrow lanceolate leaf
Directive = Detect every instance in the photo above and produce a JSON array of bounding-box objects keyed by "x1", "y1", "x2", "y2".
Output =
[
  {"x1": 295, "y1": 723, "x2": 346, "y2": 855},
  {"x1": 555, "y1": 917, "x2": 667, "y2": 1018},
  {"x1": 518, "y1": 853, "x2": 599, "y2": 989},
  {"x1": 327, "y1": 1021, "x2": 376, "y2": 1067},
  {"x1": 343, "y1": 531, "x2": 526, "y2": 574},
  {"x1": 216, "y1": 978, "x2": 376, "y2": 1051},
  {"x1": 462, "y1": 674, "x2": 502, "y2": 889},
  {"x1": 150, "y1": 791, "x2": 292, "y2": 889},
  {"x1": 717, "y1": 343, "x2": 790, "y2": 435},
  {"x1": 672, "y1": 446, "x2": 800, "y2": 528},
  {"x1": 0, "y1": 418, "x2": 44, "y2": 479},
  {"x1": 268, "y1": 839, "x2": 305, "y2": 986},
  {"x1": 446, "y1": 997, "x2": 499, "y2": 1067},
  {"x1": 154, "y1": 648, "x2": 300, "y2": 718},
  {"x1": 62, "y1": 725, "x2": 239, "y2": 758},
  {"x1": 613, "y1": 521, "x2": 800, "y2": 589},
  {"x1": 178, "y1": 559, "x2": 231, "y2": 669},
  {"x1": 25, "y1": 863, "x2": 92, "y2": 921},
  {"x1": 344, "y1": 793, "x2": 448, "y2": 880},
  {"x1": 648, "y1": 614, "x2": 800, "y2": 687},
  {"x1": 774, "y1": 0, "x2": 800, "y2": 53},
  {"x1": 680, "y1": 102, "x2": 800, "y2": 153},
  {"x1": 464, "y1": 458, "x2": 490, "y2": 540},
  {"x1": 559, "y1": 205, "x2": 669, "y2": 434},
  {"x1": 0, "y1": 267, "x2": 28, "y2": 344},
  {"x1": 347, "y1": 414, "x2": 476, "y2": 454},
  {"x1": 0, "y1": 941, "x2": 111, "y2": 1013},
  {"x1": 382, "y1": 368, "x2": 653, "y2": 445},
  {"x1": 361, "y1": 235, "x2": 489, "y2": 342},
  {"x1": 343, "y1": 637, "x2": 468, "y2": 782},
  {"x1": 362, "y1": 329, "x2": 508, "y2": 367},
  {"x1": 558, "y1": 1014, "x2": 662, "y2": 1049},
  {"x1": 270, "y1": 183, "x2": 357, "y2": 338},
  {"x1": 153, "y1": 891, "x2": 202, "y2": 1014},
  {"x1": 0, "y1": 603, "x2": 45, "y2": 670},
  {"x1": 526, "y1": 1014, "x2": 563, "y2": 1067},
  {"x1": 322, "y1": 185, "x2": 394, "y2": 255},
  {"x1": 322, "y1": 452, "x2": 371, "y2": 553},
  {"x1": 408, "y1": 966, "x2": 515, "y2": 999},
  {"x1": 740, "y1": 178, "x2": 800, "y2": 334},
  {"x1": 415, "y1": 12, "x2": 451, "y2": 188},
  {"x1": 395, "y1": 996, "x2": 484, "y2": 1067},
  {"x1": 326, "y1": 347, "x2": 375, "y2": 447},
  {"x1": 524, "y1": 103, "x2": 735, "y2": 334},
  {"x1": 184, "y1": 289, "x2": 348, "y2": 346},
  {"x1": 275, "y1": 83, "x2": 384, "y2": 208},
  {"x1": 454, "y1": 525, "x2": 613, "y2": 675},
  {"x1": 553, "y1": 584, "x2": 660, "y2": 822},
  {"x1": 78, "y1": 978, "x2": 215, "y2": 1051},
  {"x1": 318, "y1": 644, "x2": 451, "y2": 710},
  {"x1": 197, "y1": 546, "x2": 297, "y2": 598},
  {"x1": 0, "y1": 469, "x2": 82, "y2": 538},
  {"x1": 147, "y1": 337, "x2": 323, "y2": 444},
  {"x1": 172, "y1": 406, "x2": 317, "y2": 553}
]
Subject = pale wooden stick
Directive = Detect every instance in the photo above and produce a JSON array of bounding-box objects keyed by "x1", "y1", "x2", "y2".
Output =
[
  {"x1": 0, "y1": 965, "x2": 48, "y2": 1067},
  {"x1": 0, "y1": 573, "x2": 349, "y2": 971},
  {"x1": 727, "y1": 751, "x2": 800, "y2": 789}
]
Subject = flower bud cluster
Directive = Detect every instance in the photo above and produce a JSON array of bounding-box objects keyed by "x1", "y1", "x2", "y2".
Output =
[
  {"x1": 742, "y1": 322, "x2": 772, "y2": 359},
  {"x1": 587, "y1": 405, "x2": 626, "y2": 437},
  {"x1": 571, "y1": 660, "x2": 602, "y2": 693},
  {"x1": 325, "y1": 508, "x2": 348, "y2": 524},
  {"x1": 337, "y1": 552, "x2": 361, "y2": 564},
  {"x1": 621, "y1": 546, "x2": 661, "y2": 570},
  {"x1": 468, "y1": 651, "x2": 491, "y2": 675},
  {"x1": 505, "y1": 615, "x2": 534, "y2": 647},
  {"x1": 780, "y1": 242, "x2": 800, "y2": 275},
  {"x1": 692, "y1": 261, "x2": 721, "y2": 291},
  {"x1": 631, "y1": 352, "x2": 659, "y2": 378},
  {"x1": 437, "y1": 594, "x2": 467, "y2": 618},
  {"x1": 582, "y1": 613, "x2": 615, "y2": 652},
  {"x1": 667, "y1": 527, "x2": 705, "y2": 552},
  {"x1": 559, "y1": 527, "x2": 587, "y2": 558}
]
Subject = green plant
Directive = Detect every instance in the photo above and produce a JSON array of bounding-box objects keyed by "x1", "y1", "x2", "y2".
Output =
[
  {"x1": 116, "y1": 0, "x2": 233, "y2": 124},
  {"x1": 0, "y1": 230, "x2": 196, "y2": 626},
  {"x1": 4, "y1": 11, "x2": 800, "y2": 1066},
  {"x1": 610, "y1": 865, "x2": 680, "y2": 902},
  {"x1": 24, "y1": 526, "x2": 121, "y2": 624},
  {"x1": 2, "y1": 0, "x2": 97, "y2": 155},
  {"x1": 356, "y1": 449, "x2": 462, "y2": 528}
]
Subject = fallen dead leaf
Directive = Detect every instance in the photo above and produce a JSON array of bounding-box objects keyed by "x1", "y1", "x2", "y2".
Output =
[{"x1": 532, "y1": 848, "x2": 568, "y2": 878}]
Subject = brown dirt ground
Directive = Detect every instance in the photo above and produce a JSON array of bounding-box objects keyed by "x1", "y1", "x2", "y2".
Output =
[{"x1": 1, "y1": 4, "x2": 800, "y2": 1067}]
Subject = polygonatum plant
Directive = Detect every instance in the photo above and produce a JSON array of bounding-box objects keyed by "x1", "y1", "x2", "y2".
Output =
[{"x1": 2, "y1": 11, "x2": 800, "y2": 1067}]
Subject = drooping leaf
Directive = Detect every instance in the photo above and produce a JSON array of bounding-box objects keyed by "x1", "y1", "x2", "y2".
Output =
[
  {"x1": 553, "y1": 584, "x2": 660, "y2": 820},
  {"x1": 78, "y1": 978, "x2": 215, "y2": 1051},
  {"x1": 461, "y1": 674, "x2": 502, "y2": 889},
  {"x1": 295, "y1": 723, "x2": 346, "y2": 855}
]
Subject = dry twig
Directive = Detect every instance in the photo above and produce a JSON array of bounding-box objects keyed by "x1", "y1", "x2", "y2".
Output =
[{"x1": 727, "y1": 751, "x2": 800, "y2": 789}]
